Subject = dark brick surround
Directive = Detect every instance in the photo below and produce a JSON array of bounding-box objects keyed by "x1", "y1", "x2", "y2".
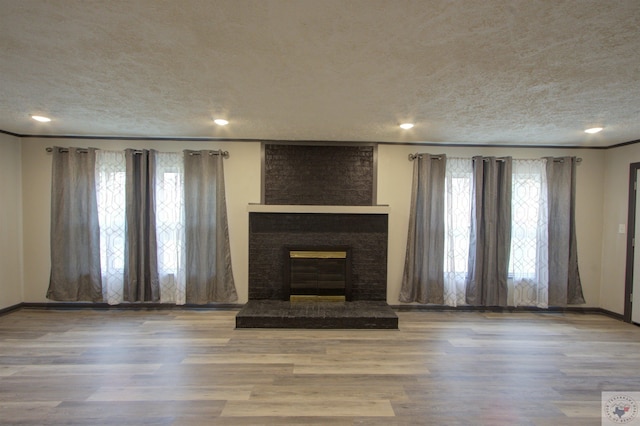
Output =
[
  {"x1": 263, "y1": 144, "x2": 375, "y2": 206},
  {"x1": 249, "y1": 212, "x2": 388, "y2": 301}
]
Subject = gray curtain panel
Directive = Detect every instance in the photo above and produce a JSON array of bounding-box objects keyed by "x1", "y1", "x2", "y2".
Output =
[
  {"x1": 123, "y1": 149, "x2": 160, "y2": 302},
  {"x1": 466, "y1": 156, "x2": 512, "y2": 306},
  {"x1": 545, "y1": 157, "x2": 585, "y2": 306},
  {"x1": 183, "y1": 150, "x2": 238, "y2": 303},
  {"x1": 47, "y1": 147, "x2": 103, "y2": 301},
  {"x1": 400, "y1": 154, "x2": 446, "y2": 304}
]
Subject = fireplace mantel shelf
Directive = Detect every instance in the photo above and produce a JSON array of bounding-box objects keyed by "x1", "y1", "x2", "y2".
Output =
[{"x1": 247, "y1": 204, "x2": 390, "y2": 214}]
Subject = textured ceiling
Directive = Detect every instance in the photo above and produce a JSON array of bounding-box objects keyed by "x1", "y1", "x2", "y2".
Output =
[{"x1": 1, "y1": 0, "x2": 639, "y2": 146}]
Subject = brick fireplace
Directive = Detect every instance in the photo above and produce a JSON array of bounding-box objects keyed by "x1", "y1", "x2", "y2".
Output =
[
  {"x1": 236, "y1": 143, "x2": 397, "y2": 329},
  {"x1": 248, "y1": 207, "x2": 389, "y2": 301}
]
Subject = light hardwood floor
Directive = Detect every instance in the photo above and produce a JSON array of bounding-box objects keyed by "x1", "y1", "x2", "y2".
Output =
[{"x1": 0, "y1": 308, "x2": 639, "y2": 425}]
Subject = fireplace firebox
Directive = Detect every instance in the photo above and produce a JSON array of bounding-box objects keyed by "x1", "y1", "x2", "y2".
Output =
[{"x1": 284, "y1": 246, "x2": 352, "y2": 301}]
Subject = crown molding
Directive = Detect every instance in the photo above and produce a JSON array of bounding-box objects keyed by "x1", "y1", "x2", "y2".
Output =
[{"x1": 2, "y1": 128, "x2": 638, "y2": 150}]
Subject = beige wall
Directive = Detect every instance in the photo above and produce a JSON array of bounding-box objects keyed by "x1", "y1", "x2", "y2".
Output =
[
  {"x1": 600, "y1": 143, "x2": 640, "y2": 314},
  {"x1": 0, "y1": 132, "x2": 23, "y2": 309},
  {"x1": 20, "y1": 137, "x2": 609, "y2": 308}
]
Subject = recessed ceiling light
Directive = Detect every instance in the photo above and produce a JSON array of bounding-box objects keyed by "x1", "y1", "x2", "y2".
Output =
[
  {"x1": 584, "y1": 127, "x2": 603, "y2": 134},
  {"x1": 214, "y1": 119, "x2": 229, "y2": 126},
  {"x1": 400, "y1": 123, "x2": 414, "y2": 129},
  {"x1": 31, "y1": 115, "x2": 51, "y2": 122}
]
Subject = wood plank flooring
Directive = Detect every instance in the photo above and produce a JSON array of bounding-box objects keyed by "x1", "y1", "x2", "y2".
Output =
[{"x1": 0, "y1": 308, "x2": 639, "y2": 425}]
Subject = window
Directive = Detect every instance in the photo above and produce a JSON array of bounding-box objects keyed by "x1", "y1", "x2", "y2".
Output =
[
  {"x1": 96, "y1": 151, "x2": 126, "y2": 304},
  {"x1": 96, "y1": 151, "x2": 186, "y2": 304},
  {"x1": 443, "y1": 158, "x2": 472, "y2": 306},
  {"x1": 155, "y1": 154, "x2": 185, "y2": 304},
  {"x1": 441, "y1": 158, "x2": 548, "y2": 307},
  {"x1": 510, "y1": 159, "x2": 548, "y2": 307}
]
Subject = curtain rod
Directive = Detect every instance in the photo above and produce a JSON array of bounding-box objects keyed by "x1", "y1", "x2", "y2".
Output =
[
  {"x1": 46, "y1": 147, "x2": 92, "y2": 154},
  {"x1": 408, "y1": 153, "x2": 582, "y2": 163},
  {"x1": 552, "y1": 157, "x2": 582, "y2": 163},
  {"x1": 408, "y1": 153, "x2": 443, "y2": 161},
  {"x1": 187, "y1": 150, "x2": 229, "y2": 158},
  {"x1": 45, "y1": 147, "x2": 230, "y2": 158}
]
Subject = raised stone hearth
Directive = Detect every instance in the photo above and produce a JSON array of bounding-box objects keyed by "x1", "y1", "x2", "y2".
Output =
[{"x1": 236, "y1": 300, "x2": 398, "y2": 329}]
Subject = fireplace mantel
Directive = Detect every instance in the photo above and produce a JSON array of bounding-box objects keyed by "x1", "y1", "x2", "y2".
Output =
[{"x1": 247, "y1": 204, "x2": 390, "y2": 214}]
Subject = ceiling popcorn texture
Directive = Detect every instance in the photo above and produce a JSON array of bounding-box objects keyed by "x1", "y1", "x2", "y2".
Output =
[{"x1": 0, "y1": 0, "x2": 639, "y2": 147}]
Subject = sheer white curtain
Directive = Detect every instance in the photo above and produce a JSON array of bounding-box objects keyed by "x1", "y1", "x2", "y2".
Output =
[
  {"x1": 96, "y1": 151, "x2": 126, "y2": 304},
  {"x1": 509, "y1": 159, "x2": 549, "y2": 308},
  {"x1": 96, "y1": 151, "x2": 186, "y2": 305},
  {"x1": 155, "y1": 153, "x2": 186, "y2": 304},
  {"x1": 443, "y1": 158, "x2": 473, "y2": 306},
  {"x1": 510, "y1": 159, "x2": 548, "y2": 307}
]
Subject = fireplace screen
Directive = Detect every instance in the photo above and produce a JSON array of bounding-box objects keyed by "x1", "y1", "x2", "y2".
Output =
[{"x1": 284, "y1": 246, "x2": 352, "y2": 300}]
